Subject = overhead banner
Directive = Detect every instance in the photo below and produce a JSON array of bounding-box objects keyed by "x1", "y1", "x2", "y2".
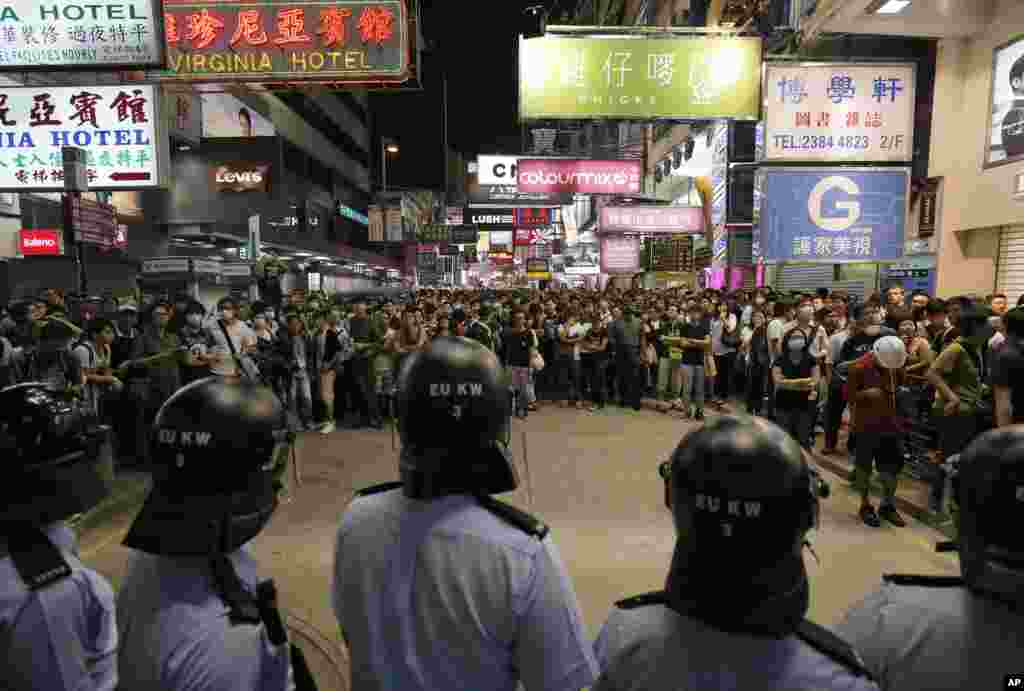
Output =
[
  {"x1": 0, "y1": 84, "x2": 161, "y2": 191},
  {"x1": 465, "y1": 208, "x2": 515, "y2": 228},
  {"x1": 477, "y1": 155, "x2": 519, "y2": 186},
  {"x1": 152, "y1": 0, "x2": 410, "y2": 83},
  {"x1": 600, "y1": 236, "x2": 641, "y2": 274},
  {"x1": 519, "y1": 35, "x2": 762, "y2": 120},
  {"x1": 0, "y1": 0, "x2": 165, "y2": 69},
  {"x1": 763, "y1": 63, "x2": 916, "y2": 162},
  {"x1": 759, "y1": 168, "x2": 909, "y2": 263},
  {"x1": 599, "y1": 205, "x2": 704, "y2": 234},
  {"x1": 517, "y1": 159, "x2": 642, "y2": 195}
]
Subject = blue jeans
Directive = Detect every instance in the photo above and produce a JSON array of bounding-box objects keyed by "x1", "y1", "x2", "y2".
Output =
[
  {"x1": 288, "y1": 371, "x2": 313, "y2": 427},
  {"x1": 681, "y1": 364, "x2": 705, "y2": 410}
]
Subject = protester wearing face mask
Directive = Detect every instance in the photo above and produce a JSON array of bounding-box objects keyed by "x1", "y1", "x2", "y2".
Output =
[
  {"x1": 772, "y1": 330, "x2": 820, "y2": 450},
  {"x1": 178, "y1": 301, "x2": 213, "y2": 386},
  {"x1": 205, "y1": 297, "x2": 257, "y2": 381},
  {"x1": 848, "y1": 336, "x2": 910, "y2": 527},
  {"x1": 893, "y1": 310, "x2": 934, "y2": 376}
]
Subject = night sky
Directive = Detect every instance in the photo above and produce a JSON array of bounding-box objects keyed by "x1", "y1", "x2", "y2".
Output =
[{"x1": 369, "y1": 0, "x2": 528, "y2": 190}]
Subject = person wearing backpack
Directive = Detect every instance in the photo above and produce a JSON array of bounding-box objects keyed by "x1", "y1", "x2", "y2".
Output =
[{"x1": 71, "y1": 318, "x2": 122, "y2": 421}]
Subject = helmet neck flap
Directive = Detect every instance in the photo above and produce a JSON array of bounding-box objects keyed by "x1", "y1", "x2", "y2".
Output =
[{"x1": 399, "y1": 443, "x2": 518, "y2": 499}]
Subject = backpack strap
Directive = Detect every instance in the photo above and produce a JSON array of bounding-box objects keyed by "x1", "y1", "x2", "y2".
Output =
[
  {"x1": 795, "y1": 619, "x2": 875, "y2": 681},
  {"x1": 614, "y1": 590, "x2": 670, "y2": 610},
  {"x1": 353, "y1": 481, "x2": 404, "y2": 498},
  {"x1": 0, "y1": 524, "x2": 72, "y2": 590},
  {"x1": 476, "y1": 495, "x2": 549, "y2": 539},
  {"x1": 882, "y1": 574, "x2": 966, "y2": 587}
]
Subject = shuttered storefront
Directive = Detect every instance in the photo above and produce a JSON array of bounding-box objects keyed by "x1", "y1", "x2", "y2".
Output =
[
  {"x1": 997, "y1": 225, "x2": 1024, "y2": 305},
  {"x1": 774, "y1": 263, "x2": 835, "y2": 294}
]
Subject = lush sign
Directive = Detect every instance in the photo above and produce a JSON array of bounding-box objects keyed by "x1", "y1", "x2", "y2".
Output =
[
  {"x1": 758, "y1": 168, "x2": 909, "y2": 262},
  {"x1": 0, "y1": 1, "x2": 164, "y2": 69},
  {"x1": 151, "y1": 0, "x2": 409, "y2": 83},
  {"x1": 0, "y1": 84, "x2": 160, "y2": 191},
  {"x1": 519, "y1": 35, "x2": 761, "y2": 120},
  {"x1": 763, "y1": 63, "x2": 915, "y2": 163}
]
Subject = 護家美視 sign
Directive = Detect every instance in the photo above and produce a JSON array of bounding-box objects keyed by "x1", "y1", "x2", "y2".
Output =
[
  {"x1": 600, "y1": 205, "x2": 704, "y2": 234},
  {"x1": 0, "y1": 84, "x2": 160, "y2": 191},
  {"x1": 518, "y1": 35, "x2": 762, "y2": 120},
  {"x1": 0, "y1": 0, "x2": 165, "y2": 69},
  {"x1": 152, "y1": 0, "x2": 409, "y2": 83},
  {"x1": 759, "y1": 168, "x2": 909, "y2": 263},
  {"x1": 763, "y1": 63, "x2": 916, "y2": 163}
]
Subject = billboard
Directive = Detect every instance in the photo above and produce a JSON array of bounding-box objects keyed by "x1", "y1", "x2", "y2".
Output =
[
  {"x1": 759, "y1": 168, "x2": 909, "y2": 263},
  {"x1": 519, "y1": 35, "x2": 762, "y2": 120},
  {"x1": 763, "y1": 63, "x2": 915, "y2": 163},
  {"x1": 19, "y1": 229, "x2": 62, "y2": 256},
  {"x1": 210, "y1": 162, "x2": 271, "y2": 192},
  {"x1": 985, "y1": 36, "x2": 1024, "y2": 168},
  {"x1": 0, "y1": 84, "x2": 161, "y2": 191},
  {"x1": 152, "y1": 0, "x2": 410, "y2": 84},
  {"x1": 0, "y1": 0, "x2": 164, "y2": 69},
  {"x1": 599, "y1": 206, "x2": 704, "y2": 234},
  {"x1": 477, "y1": 155, "x2": 519, "y2": 186},
  {"x1": 201, "y1": 93, "x2": 276, "y2": 137},
  {"x1": 517, "y1": 159, "x2": 642, "y2": 195}
]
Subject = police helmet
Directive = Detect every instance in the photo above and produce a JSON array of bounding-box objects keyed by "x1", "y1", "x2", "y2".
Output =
[
  {"x1": 660, "y1": 416, "x2": 818, "y2": 634},
  {"x1": 955, "y1": 426, "x2": 1024, "y2": 603},
  {"x1": 122, "y1": 378, "x2": 291, "y2": 556},
  {"x1": 0, "y1": 383, "x2": 113, "y2": 524},
  {"x1": 396, "y1": 336, "x2": 516, "y2": 499}
]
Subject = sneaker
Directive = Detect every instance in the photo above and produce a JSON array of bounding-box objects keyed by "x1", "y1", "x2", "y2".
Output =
[
  {"x1": 694, "y1": 409, "x2": 704, "y2": 422},
  {"x1": 879, "y1": 505, "x2": 906, "y2": 527},
  {"x1": 320, "y1": 421, "x2": 336, "y2": 435},
  {"x1": 859, "y1": 504, "x2": 881, "y2": 528}
]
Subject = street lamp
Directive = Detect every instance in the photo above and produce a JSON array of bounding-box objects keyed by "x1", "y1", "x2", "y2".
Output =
[{"x1": 382, "y1": 138, "x2": 399, "y2": 192}]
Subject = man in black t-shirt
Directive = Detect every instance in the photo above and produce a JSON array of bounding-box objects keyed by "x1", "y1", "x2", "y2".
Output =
[
  {"x1": 678, "y1": 303, "x2": 710, "y2": 421},
  {"x1": 993, "y1": 307, "x2": 1024, "y2": 427}
]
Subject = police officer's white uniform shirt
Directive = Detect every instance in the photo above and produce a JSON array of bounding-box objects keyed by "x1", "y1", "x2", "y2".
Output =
[
  {"x1": 116, "y1": 545, "x2": 293, "y2": 691},
  {"x1": 836, "y1": 582, "x2": 1024, "y2": 691},
  {"x1": 0, "y1": 522, "x2": 118, "y2": 690},
  {"x1": 592, "y1": 604, "x2": 880, "y2": 691},
  {"x1": 332, "y1": 489, "x2": 599, "y2": 691}
]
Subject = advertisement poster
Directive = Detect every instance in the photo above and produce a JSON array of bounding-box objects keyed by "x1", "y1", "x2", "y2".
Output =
[
  {"x1": 519, "y1": 35, "x2": 762, "y2": 120},
  {"x1": 600, "y1": 236, "x2": 640, "y2": 274},
  {"x1": 599, "y1": 205, "x2": 704, "y2": 234},
  {"x1": 151, "y1": 0, "x2": 409, "y2": 83},
  {"x1": 764, "y1": 63, "x2": 916, "y2": 163},
  {"x1": 201, "y1": 93, "x2": 275, "y2": 137},
  {"x1": 985, "y1": 36, "x2": 1024, "y2": 168},
  {"x1": 517, "y1": 159, "x2": 642, "y2": 195},
  {"x1": 760, "y1": 168, "x2": 909, "y2": 262},
  {"x1": 0, "y1": 0, "x2": 164, "y2": 69},
  {"x1": 477, "y1": 155, "x2": 519, "y2": 186},
  {"x1": 0, "y1": 84, "x2": 160, "y2": 191}
]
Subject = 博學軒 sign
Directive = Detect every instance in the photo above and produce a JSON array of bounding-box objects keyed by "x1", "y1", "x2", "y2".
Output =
[
  {"x1": 519, "y1": 35, "x2": 762, "y2": 120},
  {"x1": 152, "y1": 0, "x2": 409, "y2": 83},
  {"x1": 0, "y1": 0, "x2": 165, "y2": 69},
  {"x1": 763, "y1": 63, "x2": 916, "y2": 163},
  {"x1": 0, "y1": 84, "x2": 160, "y2": 191},
  {"x1": 759, "y1": 168, "x2": 909, "y2": 263},
  {"x1": 599, "y1": 206, "x2": 704, "y2": 234}
]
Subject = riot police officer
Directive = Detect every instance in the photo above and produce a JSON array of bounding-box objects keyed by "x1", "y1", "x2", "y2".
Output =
[
  {"x1": 0, "y1": 382, "x2": 118, "y2": 690},
  {"x1": 115, "y1": 377, "x2": 303, "y2": 690},
  {"x1": 836, "y1": 425, "x2": 1024, "y2": 690},
  {"x1": 592, "y1": 416, "x2": 878, "y2": 691},
  {"x1": 332, "y1": 336, "x2": 599, "y2": 691}
]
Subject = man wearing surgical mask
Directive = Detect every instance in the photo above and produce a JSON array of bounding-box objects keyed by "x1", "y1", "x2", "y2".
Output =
[
  {"x1": 204, "y1": 297, "x2": 257, "y2": 381},
  {"x1": 178, "y1": 301, "x2": 213, "y2": 386}
]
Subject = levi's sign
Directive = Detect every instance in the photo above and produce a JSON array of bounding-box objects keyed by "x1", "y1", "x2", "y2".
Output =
[
  {"x1": 211, "y1": 163, "x2": 270, "y2": 192},
  {"x1": 517, "y1": 159, "x2": 642, "y2": 195}
]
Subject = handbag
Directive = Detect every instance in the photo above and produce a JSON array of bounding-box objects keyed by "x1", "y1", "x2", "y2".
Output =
[{"x1": 528, "y1": 332, "x2": 545, "y2": 371}]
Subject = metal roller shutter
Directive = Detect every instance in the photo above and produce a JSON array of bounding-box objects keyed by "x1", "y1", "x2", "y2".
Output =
[
  {"x1": 997, "y1": 226, "x2": 1024, "y2": 306},
  {"x1": 775, "y1": 263, "x2": 834, "y2": 294}
]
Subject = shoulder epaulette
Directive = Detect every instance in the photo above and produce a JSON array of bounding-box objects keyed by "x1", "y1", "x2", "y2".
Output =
[
  {"x1": 476, "y1": 495, "x2": 549, "y2": 539},
  {"x1": 797, "y1": 619, "x2": 874, "y2": 680},
  {"x1": 353, "y1": 481, "x2": 404, "y2": 498},
  {"x1": 882, "y1": 574, "x2": 966, "y2": 588},
  {"x1": 614, "y1": 590, "x2": 669, "y2": 610}
]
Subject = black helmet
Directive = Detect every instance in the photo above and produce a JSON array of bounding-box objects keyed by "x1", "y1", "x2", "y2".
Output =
[
  {"x1": 660, "y1": 416, "x2": 818, "y2": 637},
  {"x1": 0, "y1": 383, "x2": 113, "y2": 524},
  {"x1": 396, "y1": 336, "x2": 516, "y2": 499},
  {"x1": 122, "y1": 378, "x2": 292, "y2": 556},
  {"x1": 956, "y1": 426, "x2": 1024, "y2": 605}
]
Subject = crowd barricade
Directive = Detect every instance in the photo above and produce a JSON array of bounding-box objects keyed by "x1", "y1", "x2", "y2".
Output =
[{"x1": 900, "y1": 380, "x2": 940, "y2": 484}]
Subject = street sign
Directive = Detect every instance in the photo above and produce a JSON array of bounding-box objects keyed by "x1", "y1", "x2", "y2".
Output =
[{"x1": 67, "y1": 196, "x2": 117, "y2": 247}]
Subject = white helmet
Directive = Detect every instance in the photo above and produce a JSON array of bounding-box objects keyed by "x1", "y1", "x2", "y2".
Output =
[{"x1": 873, "y1": 335, "x2": 907, "y2": 370}]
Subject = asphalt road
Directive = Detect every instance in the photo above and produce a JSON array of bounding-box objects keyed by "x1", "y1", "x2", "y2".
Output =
[{"x1": 80, "y1": 405, "x2": 960, "y2": 689}]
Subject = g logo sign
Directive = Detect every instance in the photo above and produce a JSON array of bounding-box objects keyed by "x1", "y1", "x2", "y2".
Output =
[{"x1": 807, "y1": 176, "x2": 861, "y2": 232}]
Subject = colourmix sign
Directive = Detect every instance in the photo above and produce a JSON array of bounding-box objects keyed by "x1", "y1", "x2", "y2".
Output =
[
  {"x1": 758, "y1": 168, "x2": 909, "y2": 262},
  {"x1": 517, "y1": 159, "x2": 642, "y2": 195},
  {"x1": 0, "y1": 84, "x2": 160, "y2": 191}
]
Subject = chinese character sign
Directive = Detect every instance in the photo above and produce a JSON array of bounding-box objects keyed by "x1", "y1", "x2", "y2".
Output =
[
  {"x1": 154, "y1": 0, "x2": 408, "y2": 83},
  {"x1": 760, "y1": 168, "x2": 909, "y2": 262},
  {"x1": 0, "y1": 0, "x2": 163, "y2": 69},
  {"x1": 0, "y1": 85, "x2": 159, "y2": 191},
  {"x1": 600, "y1": 236, "x2": 640, "y2": 274},
  {"x1": 519, "y1": 36, "x2": 761, "y2": 120},
  {"x1": 764, "y1": 63, "x2": 916, "y2": 162},
  {"x1": 599, "y1": 205, "x2": 704, "y2": 234}
]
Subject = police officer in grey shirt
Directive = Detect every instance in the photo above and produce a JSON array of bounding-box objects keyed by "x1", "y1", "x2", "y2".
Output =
[
  {"x1": 836, "y1": 425, "x2": 1024, "y2": 690},
  {"x1": 333, "y1": 337, "x2": 599, "y2": 691},
  {"x1": 592, "y1": 416, "x2": 877, "y2": 691},
  {"x1": 0, "y1": 382, "x2": 118, "y2": 690}
]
